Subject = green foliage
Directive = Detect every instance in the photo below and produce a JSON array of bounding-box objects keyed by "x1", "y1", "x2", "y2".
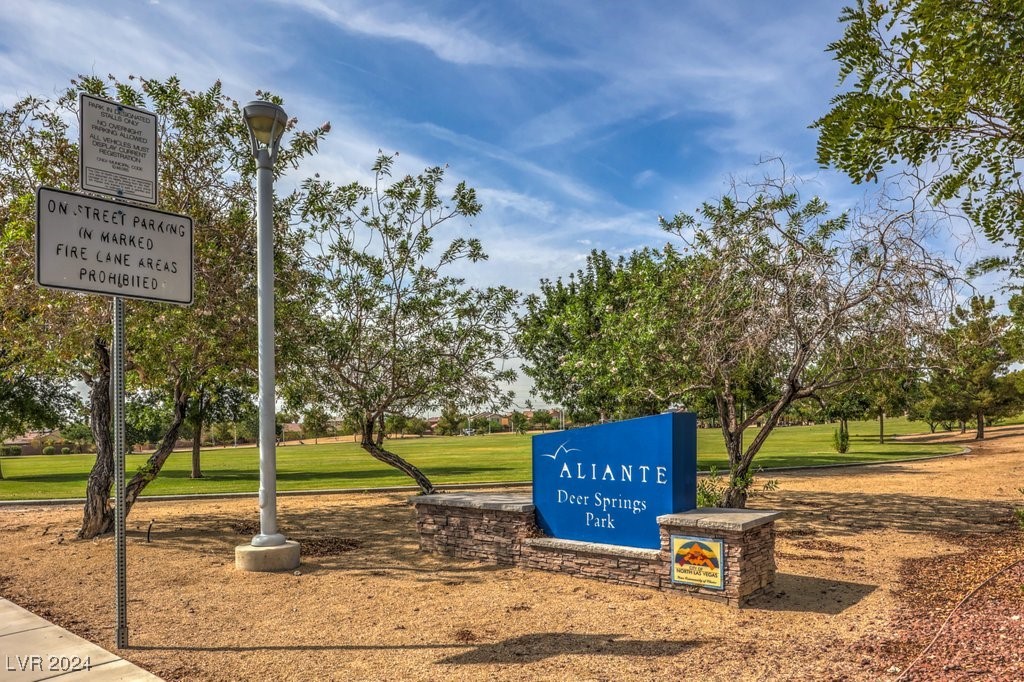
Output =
[
  {"x1": 508, "y1": 411, "x2": 528, "y2": 434},
  {"x1": 42, "y1": 446, "x2": 56, "y2": 455},
  {"x1": 518, "y1": 249, "x2": 677, "y2": 419},
  {"x1": 296, "y1": 154, "x2": 518, "y2": 488},
  {"x1": 0, "y1": 358, "x2": 80, "y2": 443},
  {"x1": 0, "y1": 74, "x2": 327, "y2": 526},
  {"x1": 697, "y1": 466, "x2": 727, "y2": 507},
  {"x1": 406, "y1": 417, "x2": 428, "y2": 437},
  {"x1": 815, "y1": 0, "x2": 1024, "y2": 271},
  {"x1": 697, "y1": 466, "x2": 779, "y2": 507},
  {"x1": 833, "y1": 428, "x2": 850, "y2": 454},
  {"x1": 60, "y1": 422, "x2": 93, "y2": 453},
  {"x1": 60, "y1": 447, "x2": 70, "y2": 454},
  {"x1": 1, "y1": 446, "x2": 22, "y2": 456},
  {"x1": 520, "y1": 167, "x2": 948, "y2": 506},
  {"x1": 301, "y1": 405, "x2": 332, "y2": 442},
  {"x1": 435, "y1": 405, "x2": 465, "y2": 437},
  {"x1": 927, "y1": 296, "x2": 1019, "y2": 438}
]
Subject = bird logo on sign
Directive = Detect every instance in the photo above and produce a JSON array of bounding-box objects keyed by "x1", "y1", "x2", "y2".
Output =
[{"x1": 539, "y1": 441, "x2": 580, "y2": 461}]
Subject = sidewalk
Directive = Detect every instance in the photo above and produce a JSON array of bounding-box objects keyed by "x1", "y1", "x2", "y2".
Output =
[{"x1": 0, "y1": 599, "x2": 161, "y2": 681}]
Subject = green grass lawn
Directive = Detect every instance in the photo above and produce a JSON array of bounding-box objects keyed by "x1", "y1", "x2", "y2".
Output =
[{"x1": 0, "y1": 417, "x2": 961, "y2": 500}]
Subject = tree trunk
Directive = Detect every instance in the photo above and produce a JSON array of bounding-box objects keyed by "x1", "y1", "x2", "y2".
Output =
[
  {"x1": 123, "y1": 382, "x2": 190, "y2": 513},
  {"x1": 840, "y1": 417, "x2": 848, "y2": 439},
  {"x1": 975, "y1": 411, "x2": 985, "y2": 440},
  {"x1": 717, "y1": 393, "x2": 748, "y2": 509},
  {"x1": 190, "y1": 386, "x2": 206, "y2": 479},
  {"x1": 959, "y1": 419, "x2": 966, "y2": 434},
  {"x1": 361, "y1": 418, "x2": 435, "y2": 494},
  {"x1": 878, "y1": 410, "x2": 885, "y2": 444},
  {"x1": 79, "y1": 338, "x2": 115, "y2": 539},
  {"x1": 722, "y1": 485, "x2": 748, "y2": 508}
]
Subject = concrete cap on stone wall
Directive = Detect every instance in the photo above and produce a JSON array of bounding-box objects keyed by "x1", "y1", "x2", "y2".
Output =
[
  {"x1": 526, "y1": 536, "x2": 661, "y2": 561},
  {"x1": 657, "y1": 508, "x2": 782, "y2": 532},
  {"x1": 409, "y1": 492, "x2": 535, "y2": 512}
]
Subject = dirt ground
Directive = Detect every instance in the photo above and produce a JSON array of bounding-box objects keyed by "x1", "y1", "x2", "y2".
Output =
[{"x1": 1, "y1": 427, "x2": 1022, "y2": 681}]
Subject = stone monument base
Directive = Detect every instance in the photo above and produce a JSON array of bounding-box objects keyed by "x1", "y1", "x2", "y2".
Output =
[{"x1": 411, "y1": 493, "x2": 779, "y2": 608}]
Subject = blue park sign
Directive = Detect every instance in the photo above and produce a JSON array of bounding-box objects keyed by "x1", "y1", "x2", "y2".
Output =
[{"x1": 532, "y1": 412, "x2": 697, "y2": 549}]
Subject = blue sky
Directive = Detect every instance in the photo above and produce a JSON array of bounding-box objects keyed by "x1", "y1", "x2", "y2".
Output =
[{"x1": 0, "y1": 0, "x2": 1008, "y2": 406}]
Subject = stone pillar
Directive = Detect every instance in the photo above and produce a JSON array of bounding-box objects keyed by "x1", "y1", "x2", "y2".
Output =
[
  {"x1": 411, "y1": 493, "x2": 537, "y2": 565},
  {"x1": 658, "y1": 508, "x2": 781, "y2": 607}
]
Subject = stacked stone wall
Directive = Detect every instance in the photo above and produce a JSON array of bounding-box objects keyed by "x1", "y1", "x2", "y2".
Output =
[{"x1": 410, "y1": 493, "x2": 780, "y2": 608}]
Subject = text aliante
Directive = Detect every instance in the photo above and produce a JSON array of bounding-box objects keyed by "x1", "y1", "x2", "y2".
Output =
[{"x1": 558, "y1": 462, "x2": 668, "y2": 485}]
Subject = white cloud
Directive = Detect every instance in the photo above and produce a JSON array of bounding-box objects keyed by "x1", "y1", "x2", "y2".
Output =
[{"x1": 278, "y1": 0, "x2": 547, "y2": 67}]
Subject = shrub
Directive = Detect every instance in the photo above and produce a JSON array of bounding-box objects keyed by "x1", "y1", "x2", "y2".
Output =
[
  {"x1": 697, "y1": 467, "x2": 727, "y2": 507},
  {"x1": 697, "y1": 466, "x2": 779, "y2": 507},
  {"x1": 60, "y1": 447, "x2": 71, "y2": 454},
  {"x1": 833, "y1": 428, "x2": 850, "y2": 454},
  {"x1": 1016, "y1": 488, "x2": 1024, "y2": 530},
  {"x1": 42, "y1": 446, "x2": 56, "y2": 455},
  {"x1": 1, "y1": 445, "x2": 22, "y2": 456}
]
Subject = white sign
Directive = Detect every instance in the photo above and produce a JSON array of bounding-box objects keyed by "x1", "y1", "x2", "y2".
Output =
[
  {"x1": 79, "y1": 94, "x2": 158, "y2": 205},
  {"x1": 36, "y1": 187, "x2": 193, "y2": 305}
]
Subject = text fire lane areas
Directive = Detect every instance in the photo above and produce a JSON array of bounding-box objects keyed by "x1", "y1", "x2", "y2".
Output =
[{"x1": 36, "y1": 187, "x2": 193, "y2": 305}]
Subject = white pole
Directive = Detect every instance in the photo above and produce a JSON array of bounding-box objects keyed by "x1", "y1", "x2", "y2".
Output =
[{"x1": 252, "y1": 146, "x2": 285, "y2": 548}]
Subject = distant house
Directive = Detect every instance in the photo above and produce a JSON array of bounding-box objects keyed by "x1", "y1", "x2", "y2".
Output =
[
  {"x1": 280, "y1": 422, "x2": 303, "y2": 442},
  {"x1": 470, "y1": 412, "x2": 509, "y2": 431}
]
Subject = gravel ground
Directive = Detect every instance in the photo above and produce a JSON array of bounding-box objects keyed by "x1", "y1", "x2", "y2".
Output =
[{"x1": 1, "y1": 426, "x2": 1022, "y2": 681}]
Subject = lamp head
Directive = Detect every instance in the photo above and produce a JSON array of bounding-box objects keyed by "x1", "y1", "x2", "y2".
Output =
[{"x1": 243, "y1": 100, "x2": 288, "y2": 153}]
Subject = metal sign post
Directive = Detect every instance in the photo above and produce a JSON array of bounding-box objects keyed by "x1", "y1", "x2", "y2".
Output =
[
  {"x1": 112, "y1": 295, "x2": 128, "y2": 648},
  {"x1": 33, "y1": 94, "x2": 190, "y2": 649}
]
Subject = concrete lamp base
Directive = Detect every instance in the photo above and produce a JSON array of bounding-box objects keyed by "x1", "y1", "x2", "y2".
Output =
[{"x1": 235, "y1": 541, "x2": 301, "y2": 572}]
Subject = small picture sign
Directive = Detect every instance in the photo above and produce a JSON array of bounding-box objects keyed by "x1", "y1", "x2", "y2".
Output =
[{"x1": 670, "y1": 535, "x2": 725, "y2": 590}]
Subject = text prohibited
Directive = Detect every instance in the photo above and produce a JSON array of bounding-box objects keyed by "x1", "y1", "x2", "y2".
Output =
[{"x1": 36, "y1": 187, "x2": 193, "y2": 305}]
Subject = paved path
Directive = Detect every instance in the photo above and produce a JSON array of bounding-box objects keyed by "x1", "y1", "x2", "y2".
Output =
[{"x1": 0, "y1": 599, "x2": 161, "y2": 681}]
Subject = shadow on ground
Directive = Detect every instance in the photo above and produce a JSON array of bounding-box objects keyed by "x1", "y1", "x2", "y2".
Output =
[
  {"x1": 768, "y1": 489, "x2": 1016, "y2": 538},
  {"x1": 435, "y1": 632, "x2": 698, "y2": 664},
  {"x1": 131, "y1": 632, "x2": 699, "y2": 665},
  {"x1": 115, "y1": 496, "x2": 505, "y2": 585},
  {"x1": 748, "y1": 573, "x2": 877, "y2": 614}
]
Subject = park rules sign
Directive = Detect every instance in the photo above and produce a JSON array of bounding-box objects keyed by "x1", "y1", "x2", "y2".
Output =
[
  {"x1": 80, "y1": 93, "x2": 158, "y2": 205},
  {"x1": 532, "y1": 412, "x2": 697, "y2": 549},
  {"x1": 36, "y1": 187, "x2": 193, "y2": 305}
]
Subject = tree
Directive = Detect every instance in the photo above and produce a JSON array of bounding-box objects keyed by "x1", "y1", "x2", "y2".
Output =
[
  {"x1": 406, "y1": 417, "x2": 428, "y2": 437},
  {"x1": 297, "y1": 153, "x2": 517, "y2": 493},
  {"x1": 520, "y1": 172, "x2": 952, "y2": 507},
  {"x1": 0, "y1": 355, "x2": 79, "y2": 477},
  {"x1": 659, "y1": 183, "x2": 950, "y2": 506},
  {"x1": 206, "y1": 385, "x2": 256, "y2": 447},
  {"x1": 930, "y1": 296, "x2": 1016, "y2": 439},
  {"x1": 0, "y1": 75, "x2": 327, "y2": 536},
  {"x1": 820, "y1": 385, "x2": 872, "y2": 442},
  {"x1": 60, "y1": 422, "x2": 95, "y2": 453},
  {"x1": 815, "y1": 0, "x2": 1024, "y2": 272},
  {"x1": 385, "y1": 413, "x2": 409, "y2": 439},
  {"x1": 435, "y1": 405, "x2": 466, "y2": 437},
  {"x1": 301, "y1": 404, "x2": 331, "y2": 444},
  {"x1": 518, "y1": 249, "x2": 673, "y2": 421},
  {"x1": 508, "y1": 411, "x2": 528, "y2": 435},
  {"x1": 0, "y1": 370, "x2": 78, "y2": 446}
]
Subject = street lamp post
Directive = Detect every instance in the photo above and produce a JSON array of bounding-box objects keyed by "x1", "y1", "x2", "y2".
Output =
[{"x1": 235, "y1": 100, "x2": 300, "y2": 572}]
